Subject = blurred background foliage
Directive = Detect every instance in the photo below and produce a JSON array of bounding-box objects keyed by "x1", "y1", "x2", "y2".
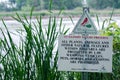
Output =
[{"x1": 0, "y1": 0, "x2": 120, "y2": 11}]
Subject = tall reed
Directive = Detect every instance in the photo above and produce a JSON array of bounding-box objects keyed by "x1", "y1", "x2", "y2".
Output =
[{"x1": 0, "y1": 9, "x2": 69, "y2": 80}]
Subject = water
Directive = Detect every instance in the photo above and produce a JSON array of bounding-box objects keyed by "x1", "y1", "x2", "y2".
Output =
[
  {"x1": 0, "y1": 16, "x2": 120, "y2": 59},
  {"x1": 0, "y1": 17, "x2": 120, "y2": 46}
]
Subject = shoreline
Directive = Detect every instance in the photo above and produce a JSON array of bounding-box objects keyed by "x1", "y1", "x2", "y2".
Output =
[{"x1": 1, "y1": 14, "x2": 120, "y2": 21}]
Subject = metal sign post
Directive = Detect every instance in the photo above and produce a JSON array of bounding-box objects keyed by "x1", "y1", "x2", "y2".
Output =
[
  {"x1": 72, "y1": 1, "x2": 97, "y2": 79},
  {"x1": 80, "y1": 12, "x2": 90, "y2": 79},
  {"x1": 81, "y1": 8, "x2": 90, "y2": 80},
  {"x1": 72, "y1": 6, "x2": 98, "y2": 80},
  {"x1": 58, "y1": 1, "x2": 112, "y2": 80}
]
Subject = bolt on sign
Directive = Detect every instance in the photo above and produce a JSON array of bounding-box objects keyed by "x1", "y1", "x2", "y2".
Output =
[{"x1": 58, "y1": 35, "x2": 113, "y2": 73}]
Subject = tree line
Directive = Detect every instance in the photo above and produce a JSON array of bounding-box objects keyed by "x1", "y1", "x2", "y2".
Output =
[
  {"x1": 88, "y1": 0, "x2": 120, "y2": 9},
  {"x1": 0, "y1": 0, "x2": 120, "y2": 11}
]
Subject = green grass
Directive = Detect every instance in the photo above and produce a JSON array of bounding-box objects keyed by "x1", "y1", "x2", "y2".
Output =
[{"x1": 0, "y1": 8, "x2": 120, "y2": 19}]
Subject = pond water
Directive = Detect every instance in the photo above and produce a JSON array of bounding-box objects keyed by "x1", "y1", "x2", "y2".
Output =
[{"x1": 0, "y1": 17, "x2": 120, "y2": 47}]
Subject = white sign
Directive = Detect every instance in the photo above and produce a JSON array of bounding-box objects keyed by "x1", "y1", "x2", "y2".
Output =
[
  {"x1": 72, "y1": 10, "x2": 98, "y2": 35},
  {"x1": 58, "y1": 35, "x2": 113, "y2": 73}
]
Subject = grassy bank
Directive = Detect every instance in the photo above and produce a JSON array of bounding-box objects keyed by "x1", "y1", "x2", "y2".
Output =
[{"x1": 0, "y1": 8, "x2": 120, "y2": 19}]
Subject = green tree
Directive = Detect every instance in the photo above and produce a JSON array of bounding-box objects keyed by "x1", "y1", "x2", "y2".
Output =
[
  {"x1": 40, "y1": 0, "x2": 44, "y2": 10},
  {"x1": 88, "y1": 0, "x2": 120, "y2": 9},
  {"x1": 16, "y1": 0, "x2": 26, "y2": 10},
  {"x1": 113, "y1": 0, "x2": 120, "y2": 8},
  {"x1": 88, "y1": 0, "x2": 108, "y2": 9},
  {"x1": 0, "y1": 2, "x2": 7, "y2": 11},
  {"x1": 9, "y1": 0, "x2": 16, "y2": 4},
  {"x1": 44, "y1": 0, "x2": 82, "y2": 10},
  {"x1": 7, "y1": 0, "x2": 120, "y2": 11}
]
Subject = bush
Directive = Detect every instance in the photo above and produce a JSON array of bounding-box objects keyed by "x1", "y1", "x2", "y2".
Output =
[{"x1": 100, "y1": 22, "x2": 120, "y2": 80}]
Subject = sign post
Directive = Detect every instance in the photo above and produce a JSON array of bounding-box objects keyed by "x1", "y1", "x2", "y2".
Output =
[
  {"x1": 72, "y1": 6, "x2": 98, "y2": 80},
  {"x1": 58, "y1": 1, "x2": 113, "y2": 80}
]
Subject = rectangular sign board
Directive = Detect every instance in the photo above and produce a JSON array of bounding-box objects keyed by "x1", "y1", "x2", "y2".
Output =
[{"x1": 58, "y1": 35, "x2": 113, "y2": 73}]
